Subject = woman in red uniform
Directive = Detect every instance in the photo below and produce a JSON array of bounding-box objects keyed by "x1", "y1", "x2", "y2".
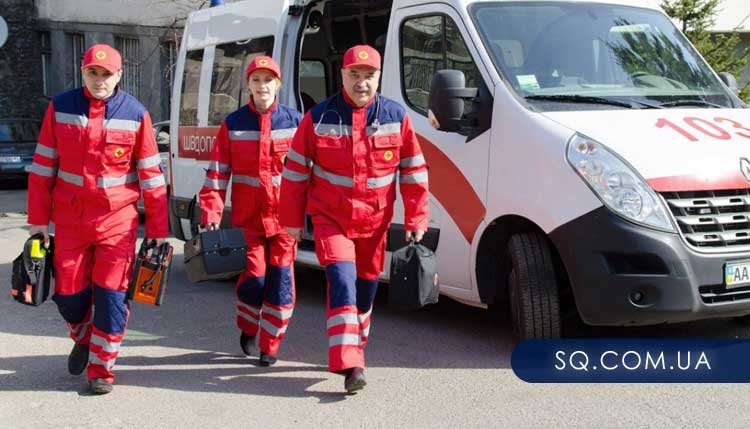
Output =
[{"x1": 199, "y1": 56, "x2": 302, "y2": 365}]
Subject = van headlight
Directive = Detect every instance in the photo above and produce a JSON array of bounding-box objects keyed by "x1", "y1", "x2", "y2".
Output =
[{"x1": 566, "y1": 134, "x2": 675, "y2": 232}]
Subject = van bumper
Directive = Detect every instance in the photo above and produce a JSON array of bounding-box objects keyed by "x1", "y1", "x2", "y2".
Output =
[{"x1": 549, "y1": 206, "x2": 750, "y2": 326}]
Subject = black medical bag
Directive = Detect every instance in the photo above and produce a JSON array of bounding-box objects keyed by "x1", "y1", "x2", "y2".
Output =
[
  {"x1": 184, "y1": 228, "x2": 247, "y2": 282},
  {"x1": 388, "y1": 239, "x2": 439, "y2": 310}
]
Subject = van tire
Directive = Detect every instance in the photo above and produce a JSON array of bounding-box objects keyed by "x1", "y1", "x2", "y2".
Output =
[{"x1": 507, "y1": 231, "x2": 561, "y2": 340}]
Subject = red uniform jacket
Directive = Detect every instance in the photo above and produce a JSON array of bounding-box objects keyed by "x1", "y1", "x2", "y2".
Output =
[
  {"x1": 200, "y1": 101, "x2": 302, "y2": 237},
  {"x1": 28, "y1": 87, "x2": 168, "y2": 238},
  {"x1": 279, "y1": 92, "x2": 429, "y2": 237}
]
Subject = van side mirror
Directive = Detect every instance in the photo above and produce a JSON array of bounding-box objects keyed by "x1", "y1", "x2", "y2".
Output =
[
  {"x1": 428, "y1": 70, "x2": 478, "y2": 132},
  {"x1": 719, "y1": 72, "x2": 739, "y2": 96}
]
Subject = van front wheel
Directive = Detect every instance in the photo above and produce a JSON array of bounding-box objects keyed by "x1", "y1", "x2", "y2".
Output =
[{"x1": 507, "y1": 231, "x2": 561, "y2": 340}]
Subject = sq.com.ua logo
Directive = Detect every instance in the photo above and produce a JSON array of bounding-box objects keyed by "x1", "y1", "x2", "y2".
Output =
[{"x1": 511, "y1": 339, "x2": 750, "y2": 383}]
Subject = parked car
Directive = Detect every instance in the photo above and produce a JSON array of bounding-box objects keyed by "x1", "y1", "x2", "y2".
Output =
[
  {"x1": 0, "y1": 119, "x2": 40, "y2": 180},
  {"x1": 137, "y1": 120, "x2": 171, "y2": 213}
]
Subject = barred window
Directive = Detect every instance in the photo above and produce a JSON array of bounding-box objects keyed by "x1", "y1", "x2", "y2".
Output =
[
  {"x1": 67, "y1": 33, "x2": 85, "y2": 89},
  {"x1": 115, "y1": 36, "x2": 140, "y2": 98},
  {"x1": 40, "y1": 32, "x2": 53, "y2": 96}
]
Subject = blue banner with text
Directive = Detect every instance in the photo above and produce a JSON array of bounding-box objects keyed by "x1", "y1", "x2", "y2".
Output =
[{"x1": 511, "y1": 339, "x2": 750, "y2": 383}]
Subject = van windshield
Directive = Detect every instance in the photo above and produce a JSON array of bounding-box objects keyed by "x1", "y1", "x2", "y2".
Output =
[{"x1": 470, "y1": 2, "x2": 741, "y2": 110}]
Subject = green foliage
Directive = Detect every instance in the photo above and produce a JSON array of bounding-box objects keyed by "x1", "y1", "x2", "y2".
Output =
[{"x1": 662, "y1": 0, "x2": 750, "y2": 100}]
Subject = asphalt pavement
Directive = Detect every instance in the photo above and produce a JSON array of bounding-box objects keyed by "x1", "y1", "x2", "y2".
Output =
[{"x1": 1, "y1": 180, "x2": 750, "y2": 428}]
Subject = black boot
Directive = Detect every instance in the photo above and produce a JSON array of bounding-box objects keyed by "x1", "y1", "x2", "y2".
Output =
[
  {"x1": 240, "y1": 333, "x2": 255, "y2": 356},
  {"x1": 89, "y1": 378, "x2": 113, "y2": 395},
  {"x1": 259, "y1": 352, "x2": 277, "y2": 366},
  {"x1": 344, "y1": 367, "x2": 366, "y2": 393},
  {"x1": 68, "y1": 343, "x2": 89, "y2": 376}
]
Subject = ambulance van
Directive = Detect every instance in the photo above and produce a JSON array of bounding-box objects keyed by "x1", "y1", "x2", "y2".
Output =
[{"x1": 168, "y1": 0, "x2": 750, "y2": 339}]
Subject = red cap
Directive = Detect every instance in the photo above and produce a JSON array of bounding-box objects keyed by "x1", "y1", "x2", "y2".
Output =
[
  {"x1": 245, "y1": 55, "x2": 281, "y2": 80},
  {"x1": 342, "y1": 45, "x2": 381, "y2": 70},
  {"x1": 82, "y1": 44, "x2": 122, "y2": 73}
]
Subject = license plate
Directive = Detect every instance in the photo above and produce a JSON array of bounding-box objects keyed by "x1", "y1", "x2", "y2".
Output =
[
  {"x1": 725, "y1": 260, "x2": 750, "y2": 289},
  {"x1": 23, "y1": 164, "x2": 32, "y2": 172},
  {"x1": 0, "y1": 156, "x2": 21, "y2": 163}
]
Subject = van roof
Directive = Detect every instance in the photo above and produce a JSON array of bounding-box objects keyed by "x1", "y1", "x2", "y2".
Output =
[{"x1": 194, "y1": 0, "x2": 664, "y2": 14}]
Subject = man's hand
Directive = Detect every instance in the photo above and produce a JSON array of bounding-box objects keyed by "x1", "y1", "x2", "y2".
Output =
[
  {"x1": 285, "y1": 227, "x2": 302, "y2": 241},
  {"x1": 29, "y1": 224, "x2": 50, "y2": 247},
  {"x1": 405, "y1": 229, "x2": 425, "y2": 243},
  {"x1": 147, "y1": 237, "x2": 167, "y2": 246},
  {"x1": 205, "y1": 222, "x2": 219, "y2": 231}
]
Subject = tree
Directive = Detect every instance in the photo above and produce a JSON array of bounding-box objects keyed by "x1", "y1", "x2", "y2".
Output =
[{"x1": 661, "y1": 0, "x2": 750, "y2": 99}]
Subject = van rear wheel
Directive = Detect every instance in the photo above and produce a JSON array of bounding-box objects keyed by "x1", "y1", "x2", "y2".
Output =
[{"x1": 507, "y1": 231, "x2": 561, "y2": 340}]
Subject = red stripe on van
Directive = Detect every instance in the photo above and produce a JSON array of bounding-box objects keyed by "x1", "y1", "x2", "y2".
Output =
[
  {"x1": 648, "y1": 172, "x2": 750, "y2": 192},
  {"x1": 417, "y1": 134, "x2": 486, "y2": 243},
  {"x1": 177, "y1": 126, "x2": 220, "y2": 161}
]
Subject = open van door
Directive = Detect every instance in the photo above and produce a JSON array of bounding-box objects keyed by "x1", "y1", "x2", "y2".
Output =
[{"x1": 169, "y1": 1, "x2": 291, "y2": 240}]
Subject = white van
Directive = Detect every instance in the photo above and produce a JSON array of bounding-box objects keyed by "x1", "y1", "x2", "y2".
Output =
[{"x1": 168, "y1": 0, "x2": 750, "y2": 339}]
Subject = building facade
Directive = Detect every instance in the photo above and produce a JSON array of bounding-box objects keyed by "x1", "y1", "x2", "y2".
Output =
[{"x1": 1, "y1": 0, "x2": 207, "y2": 122}]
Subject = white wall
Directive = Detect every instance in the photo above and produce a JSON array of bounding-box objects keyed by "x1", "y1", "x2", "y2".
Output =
[{"x1": 35, "y1": 0, "x2": 218, "y2": 27}]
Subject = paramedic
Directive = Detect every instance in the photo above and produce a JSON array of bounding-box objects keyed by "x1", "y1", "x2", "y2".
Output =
[
  {"x1": 279, "y1": 45, "x2": 429, "y2": 392},
  {"x1": 199, "y1": 56, "x2": 302, "y2": 366},
  {"x1": 27, "y1": 44, "x2": 168, "y2": 395}
]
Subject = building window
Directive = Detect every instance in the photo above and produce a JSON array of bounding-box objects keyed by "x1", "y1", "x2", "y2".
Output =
[
  {"x1": 68, "y1": 33, "x2": 85, "y2": 89},
  {"x1": 40, "y1": 32, "x2": 53, "y2": 96},
  {"x1": 160, "y1": 40, "x2": 178, "y2": 120},
  {"x1": 115, "y1": 36, "x2": 140, "y2": 98}
]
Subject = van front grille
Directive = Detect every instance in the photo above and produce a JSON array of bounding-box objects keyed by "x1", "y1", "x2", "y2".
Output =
[
  {"x1": 699, "y1": 284, "x2": 750, "y2": 304},
  {"x1": 661, "y1": 189, "x2": 750, "y2": 249}
]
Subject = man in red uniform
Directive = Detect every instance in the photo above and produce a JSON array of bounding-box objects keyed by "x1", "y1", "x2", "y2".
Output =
[
  {"x1": 27, "y1": 44, "x2": 168, "y2": 395},
  {"x1": 279, "y1": 45, "x2": 429, "y2": 392}
]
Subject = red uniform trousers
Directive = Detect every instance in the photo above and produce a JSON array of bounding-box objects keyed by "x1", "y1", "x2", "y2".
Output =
[
  {"x1": 235, "y1": 228, "x2": 296, "y2": 356},
  {"x1": 313, "y1": 215, "x2": 386, "y2": 373},
  {"x1": 51, "y1": 201, "x2": 137, "y2": 384}
]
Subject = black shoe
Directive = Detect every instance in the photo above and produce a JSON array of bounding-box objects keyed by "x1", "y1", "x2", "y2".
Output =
[
  {"x1": 259, "y1": 352, "x2": 277, "y2": 366},
  {"x1": 240, "y1": 333, "x2": 255, "y2": 356},
  {"x1": 68, "y1": 343, "x2": 89, "y2": 376},
  {"x1": 344, "y1": 367, "x2": 366, "y2": 393},
  {"x1": 89, "y1": 378, "x2": 113, "y2": 395}
]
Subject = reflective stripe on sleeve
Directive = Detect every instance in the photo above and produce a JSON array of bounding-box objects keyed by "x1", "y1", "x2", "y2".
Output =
[
  {"x1": 204, "y1": 177, "x2": 228, "y2": 190},
  {"x1": 399, "y1": 171, "x2": 429, "y2": 184},
  {"x1": 35, "y1": 144, "x2": 58, "y2": 159},
  {"x1": 139, "y1": 175, "x2": 166, "y2": 189},
  {"x1": 58, "y1": 170, "x2": 84, "y2": 186},
  {"x1": 282, "y1": 168, "x2": 309, "y2": 182},
  {"x1": 400, "y1": 154, "x2": 426, "y2": 168},
  {"x1": 286, "y1": 148, "x2": 310, "y2": 166},
  {"x1": 208, "y1": 160, "x2": 231, "y2": 173},
  {"x1": 137, "y1": 154, "x2": 162, "y2": 169},
  {"x1": 233, "y1": 175, "x2": 261, "y2": 187},
  {"x1": 30, "y1": 163, "x2": 58, "y2": 178}
]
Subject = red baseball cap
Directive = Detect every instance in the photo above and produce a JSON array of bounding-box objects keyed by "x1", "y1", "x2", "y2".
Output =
[
  {"x1": 245, "y1": 55, "x2": 281, "y2": 80},
  {"x1": 342, "y1": 45, "x2": 381, "y2": 70},
  {"x1": 82, "y1": 44, "x2": 122, "y2": 73}
]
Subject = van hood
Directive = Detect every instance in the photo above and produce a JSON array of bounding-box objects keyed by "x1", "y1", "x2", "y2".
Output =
[{"x1": 543, "y1": 108, "x2": 750, "y2": 192}]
